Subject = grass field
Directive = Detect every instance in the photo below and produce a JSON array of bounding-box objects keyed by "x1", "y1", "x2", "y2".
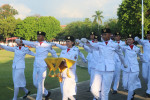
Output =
[{"x1": 0, "y1": 47, "x2": 89, "y2": 100}]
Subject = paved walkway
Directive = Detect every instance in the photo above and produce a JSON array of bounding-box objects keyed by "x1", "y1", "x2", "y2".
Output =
[{"x1": 18, "y1": 80, "x2": 150, "y2": 100}]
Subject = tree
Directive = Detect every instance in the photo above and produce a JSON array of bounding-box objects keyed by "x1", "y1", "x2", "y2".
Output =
[
  {"x1": 14, "y1": 16, "x2": 61, "y2": 41},
  {"x1": 0, "y1": 4, "x2": 18, "y2": 19},
  {"x1": 92, "y1": 10, "x2": 104, "y2": 33},
  {"x1": 0, "y1": 17, "x2": 21, "y2": 40},
  {"x1": 104, "y1": 18, "x2": 121, "y2": 34},
  {"x1": 117, "y1": 0, "x2": 150, "y2": 37},
  {"x1": 59, "y1": 18, "x2": 103, "y2": 40}
]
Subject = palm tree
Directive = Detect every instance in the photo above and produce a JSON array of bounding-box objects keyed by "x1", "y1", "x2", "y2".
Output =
[{"x1": 92, "y1": 10, "x2": 104, "y2": 32}]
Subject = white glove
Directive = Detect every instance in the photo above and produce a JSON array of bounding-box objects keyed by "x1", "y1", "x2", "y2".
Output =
[
  {"x1": 15, "y1": 39, "x2": 21, "y2": 44},
  {"x1": 51, "y1": 42, "x2": 56, "y2": 46},
  {"x1": 81, "y1": 38, "x2": 87, "y2": 43},
  {"x1": 79, "y1": 43, "x2": 84, "y2": 47},
  {"x1": 75, "y1": 39, "x2": 81, "y2": 43},
  {"x1": 134, "y1": 36, "x2": 140, "y2": 41}
]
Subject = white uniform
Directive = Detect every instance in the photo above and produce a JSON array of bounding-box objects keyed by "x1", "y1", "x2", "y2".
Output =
[
  {"x1": 22, "y1": 40, "x2": 58, "y2": 100},
  {"x1": 55, "y1": 43, "x2": 87, "y2": 63},
  {"x1": 90, "y1": 40, "x2": 125, "y2": 100},
  {"x1": 0, "y1": 45, "x2": 35, "y2": 100},
  {"x1": 112, "y1": 40, "x2": 126, "y2": 91},
  {"x1": 121, "y1": 45, "x2": 144, "y2": 100},
  {"x1": 136, "y1": 39, "x2": 150, "y2": 94},
  {"x1": 59, "y1": 46, "x2": 80, "y2": 100}
]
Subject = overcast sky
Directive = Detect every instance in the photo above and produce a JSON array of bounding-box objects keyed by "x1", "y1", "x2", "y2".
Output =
[{"x1": 0, "y1": 0, "x2": 122, "y2": 25}]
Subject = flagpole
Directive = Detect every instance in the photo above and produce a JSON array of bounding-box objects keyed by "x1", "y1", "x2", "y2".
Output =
[{"x1": 142, "y1": 0, "x2": 144, "y2": 40}]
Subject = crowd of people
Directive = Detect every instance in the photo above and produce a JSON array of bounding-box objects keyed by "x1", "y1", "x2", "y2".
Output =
[{"x1": 0, "y1": 28, "x2": 150, "y2": 100}]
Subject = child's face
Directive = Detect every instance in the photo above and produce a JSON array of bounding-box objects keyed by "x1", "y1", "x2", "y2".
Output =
[
  {"x1": 115, "y1": 35, "x2": 121, "y2": 41},
  {"x1": 17, "y1": 43, "x2": 23, "y2": 46},
  {"x1": 66, "y1": 40, "x2": 74, "y2": 48},
  {"x1": 127, "y1": 38, "x2": 134, "y2": 45},
  {"x1": 147, "y1": 34, "x2": 150, "y2": 40},
  {"x1": 37, "y1": 35, "x2": 44, "y2": 42},
  {"x1": 94, "y1": 39, "x2": 98, "y2": 43},
  {"x1": 90, "y1": 35, "x2": 95, "y2": 40},
  {"x1": 102, "y1": 33, "x2": 111, "y2": 41}
]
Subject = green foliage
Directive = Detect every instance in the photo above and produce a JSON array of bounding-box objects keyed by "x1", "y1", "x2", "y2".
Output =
[
  {"x1": 117, "y1": 0, "x2": 150, "y2": 37},
  {"x1": 104, "y1": 18, "x2": 121, "y2": 34},
  {"x1": 14, "y1": 16, "x2": 61, "y2": 41},
  {"x1": 57, "y1": 18, "x2": 103, "y2": 39},
  {"x1": 0, "y1": 4, "x2": 18, "y2": 19},
  {"x1": 0, "y1": 17, "x2": 21, "y2": 40}
]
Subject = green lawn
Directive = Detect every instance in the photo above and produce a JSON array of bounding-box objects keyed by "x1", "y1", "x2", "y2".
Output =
[{"x1": 0, "y1": 47, "x2": 89, "y2": 100}]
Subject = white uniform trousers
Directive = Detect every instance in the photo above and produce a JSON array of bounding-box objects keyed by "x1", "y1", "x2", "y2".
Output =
[
  {"x1": 60, "y1": 77, "x2": 77, "y2": 100},
  {"x1": 122, "y1": 71, "x2": 141, "y2": 91},
  {"x1": 33, "y1": 67, "x2": 48, "y2": 100},
  {"x1": 13, "y1": 68, "x2": 26, "y2": 88},
  {"x1": 90, "y1": 68, "x2": 95, "y2": 87},
  {"x1": 113, "y1": 61, "x2": 121, "y2": 90},
  {"x1": 91, "y1": 70, "x2": 114, "y2": 100},
  {"x1": 142, "y1": 62, "x2": 150, "y2": 94}
]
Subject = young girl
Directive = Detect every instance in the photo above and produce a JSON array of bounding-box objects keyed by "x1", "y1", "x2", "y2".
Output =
[
  {"x1": 121, "y1": 34, "x2": 145, "y2": 100},
  {"x1": 0, "y1": 40, "x2": 35, "y2": 100},
  {"x1": 58, "y1": 36, "x2": 81, "y2": 100}
]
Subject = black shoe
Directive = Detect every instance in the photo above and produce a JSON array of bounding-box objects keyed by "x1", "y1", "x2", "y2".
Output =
[
  {"x1": 146, "y1": 93, "x2": 150, "y2": 98},
  {"x1": 45, "y1": 91, "x2": 51, "y2": 100},
  {"x1": 23, "y1": 91, "x2": 30, "y2": 99},
  {"x1": 131, "y1": 92, "x2": 136, "y2": 100},
  {"x1": 112, "y1": 90, "x2": 117, "y2": 94}
]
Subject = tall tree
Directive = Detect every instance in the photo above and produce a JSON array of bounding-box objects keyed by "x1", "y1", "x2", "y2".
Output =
[
  {"x1": 117, "y1": 0, "x2": 150, "y2": 37},
  {"x1": 0, "y1": 4, "x2": 18, "y2": 19},
  {"x1": 92, "y1": 10, "x2": 104, "y2": 33},
  {"x1": 14, "y1": 16, "x2": 61, "y2": 41}
]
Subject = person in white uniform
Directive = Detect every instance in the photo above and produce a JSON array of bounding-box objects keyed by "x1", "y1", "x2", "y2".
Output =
[
  {"x1": 18, "y1": 31, "x2": 58, "y2": 100},
  {"x1": 134, "y1": 31, "x2": 150, "y2": 97},
  {"x1": 84, "y1": 28, "x2": 126, "y2": 100},
  {"x1": 58, "y1": 36, "x2": 82, "y2": 100},
  {"x1": 0, "y1": 40, "x2": 35, "y2": 100},
  {"x1": 121, "y1": 34, "x2": 145, "y2": 100},
  {"x1": 112, "y1": 32, "x2": 126, "y2": 94}
]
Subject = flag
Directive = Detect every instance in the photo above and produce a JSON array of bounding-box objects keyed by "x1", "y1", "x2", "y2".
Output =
[{"x1": 44, "y1": 57, "x2": 76, "y2": 82}]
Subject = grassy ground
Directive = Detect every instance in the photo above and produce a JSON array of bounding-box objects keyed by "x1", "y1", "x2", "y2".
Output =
[{"x1": 0, "y1": 47, "x2": 89, "y2": 100}]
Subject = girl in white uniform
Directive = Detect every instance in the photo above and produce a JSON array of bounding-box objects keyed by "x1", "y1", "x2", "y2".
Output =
[
  {"x1": 121, "y1": 34, "x2": 145, "y2": 100},
  {"x1": 0, "y1": 40, "x2": 35, "y2": 100},
  {"x1": 58, "y1": 36, "x2": 80, "y2": 100}
]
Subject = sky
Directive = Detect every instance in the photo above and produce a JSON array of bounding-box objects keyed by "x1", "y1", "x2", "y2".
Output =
[{"x1": 0, "y1": 0, "x2": 123, "y2": 25}]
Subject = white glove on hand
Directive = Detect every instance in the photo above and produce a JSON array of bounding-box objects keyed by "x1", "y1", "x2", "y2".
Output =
[
  {"x1": 15, "y1": 39, "x2": 21, "y2": 44},
  {"x1": 79, "y1": 43, "x2": 84, "y2": 47},
  {"x1": 75, "y1": 39, "x2": 81, "y2": 43},
  {"x1": 81, "y1": 38, "x2": 87, "y2": 43},
  {"x1": 51, "y1": 42, "x2": 56, "y2": 46},
  {"x1": 134, "y1": 36, "x2": 140, "y2": 41}
]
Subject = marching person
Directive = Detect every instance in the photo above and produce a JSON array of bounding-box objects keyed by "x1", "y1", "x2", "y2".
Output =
[
  {"x1": 0, "y1": 39, "x2": 35, "y2": 100},
  {"x1": 58, "y1": 36, "x2": 82, "y2": 100},
  {"x1": 112, "y1": 32, "x2": 126, "y2": 94},
  {"x1": 18, "y1": 31, "x2": 58, "y2": 100},
  {"x1": 121, "y1": 34, "x2": 145, "y2": 100},
  {"x1": 87, "y1": 28, "x2": 126, "y2": 100},
  {"x1": 134, "y1": 31, "x2": 150, "y2": 97}
]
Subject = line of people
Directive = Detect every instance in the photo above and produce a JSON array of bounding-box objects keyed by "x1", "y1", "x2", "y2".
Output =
[{"x1": 0, "y1": 28, "x2": 150, "y2": 100}]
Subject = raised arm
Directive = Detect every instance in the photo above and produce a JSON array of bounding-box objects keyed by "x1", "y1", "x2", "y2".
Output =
[
  {"x1": 25, "y1": 48, "x2": 35, "y2": 56},
  {"x1": 22, "y1": 40, "x2": 37, "y2": 48},
  {"x1": 0, "y1": 44, "x2": 15, "y2": 52},
  {"x1": 134, "y1": 37, "x2": 144, "y2": 45},
  {"x1": 48, "y1": 47, "x2": 58, "y2": 58},
  {"x1": 78, "y1": 51, "x2": 87, "y2": 63},
  {"x1": 55, "y1": 43, "x2": 67, "y2": 50}
]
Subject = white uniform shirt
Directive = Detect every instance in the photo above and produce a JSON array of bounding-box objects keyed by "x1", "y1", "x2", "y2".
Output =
[
  {"x1": 121, "y1": 45, "x2": 144, "y2": 72},
  {"x1": 137, "y1": 39, "x2": 150, "y2": 62},
  {"x1": 0, "y1": 45, "x2": 35, "y2": 69},
  {"x1": 59, "y1": 46, "x2": 79, "y2": 81},
  {"x1": 90, "y1": 40, "x2": 124, "y2": 72},
  {"x1": 22, "y1": 40, "x2": 58, "y2": 68}
]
